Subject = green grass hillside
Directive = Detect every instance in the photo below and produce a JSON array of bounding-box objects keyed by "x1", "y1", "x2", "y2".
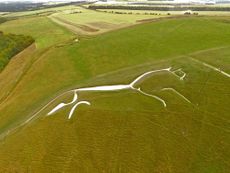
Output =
[
  {"x1": 0, "y1": 32, "x2": 34, "y2": 71},
  {"x1": 0, "y1": 17, "x2": 7, "y2": 24},
  {"x1": 0, "y1": 8, "x2": 229, "y2": 173}
]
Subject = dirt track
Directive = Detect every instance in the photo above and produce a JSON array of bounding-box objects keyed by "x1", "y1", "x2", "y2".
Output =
[{"x1": 49, "y1": 14, "x2": 99, "y2": 35}]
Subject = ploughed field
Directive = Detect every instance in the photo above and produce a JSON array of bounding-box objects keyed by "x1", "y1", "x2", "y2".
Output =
[{"x1": 0, "y1": 7, "x2": 229, "y2": 173}]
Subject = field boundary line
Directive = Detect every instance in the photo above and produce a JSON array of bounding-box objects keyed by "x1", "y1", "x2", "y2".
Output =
[{"x1": 189, "y1": 57, "x2": 230, "y2": 78}]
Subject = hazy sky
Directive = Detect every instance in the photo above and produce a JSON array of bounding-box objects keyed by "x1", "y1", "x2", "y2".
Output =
[
  {"x1": 1, "y1": 0, "x2": 230, "y2": 2},
  {"x1": 4, "y1": 0, "x2": 84, "y2": 1}
]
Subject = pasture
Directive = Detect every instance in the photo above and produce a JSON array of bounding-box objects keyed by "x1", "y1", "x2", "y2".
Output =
[{"x1": 0, "y1": 6, "x2": 229, "y2": 173}]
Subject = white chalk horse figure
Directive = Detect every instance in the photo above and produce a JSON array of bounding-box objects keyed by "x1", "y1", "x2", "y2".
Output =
[{"x1": 48, "y1": 67, "x2": 190, "y2": 119}]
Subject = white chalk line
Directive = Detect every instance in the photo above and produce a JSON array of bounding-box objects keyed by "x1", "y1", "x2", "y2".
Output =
[
  {"x1": 47, "y1": 92, "x2": 78, "y2": 116},
  {"x1": 68, "y1": 101, "x2": 91, "y2": 119},
  {"x1": 161, "y1": 88, "x2": 191, "y2": 103},
  {"x1": 48, "y1": 67, "x2": 173, "y2": 117},
  {"x1": 133, "y1": 87, "x2": 167, "y2": 107},
  {"x1": 0, "y1": 90, "x2": 74, "y2": 140},
  {"x1": 130, "y1": 67, "x2": 172, "y2": 86},
  {"x1": 0, "y1": 67, "x2": 186, "y2": 140},
  {"x1": 190, "y1": 58, "x2": 230, "y2": 78},
  {"x1": 170, "y1": 68, "x2": 187, "y2": 80}
]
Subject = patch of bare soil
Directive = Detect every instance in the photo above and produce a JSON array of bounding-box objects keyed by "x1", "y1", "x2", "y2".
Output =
[
  {"x1": 136, "y1": 18, "x2": 160, "y2": 23},
  {"x1": 87, "y1": 22, "x2": 118, "y2": 29},
  {"x1": 53, "y1": 16, "x2": 99, "y2": 32},
  {"x1": 136, "y1": 16, "x2": 188, "y2": 23}
]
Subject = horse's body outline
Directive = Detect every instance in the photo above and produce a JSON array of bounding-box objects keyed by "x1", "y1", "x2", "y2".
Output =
[{"x1": 48, "y1": 67, "x2": 191, "y2": 119}]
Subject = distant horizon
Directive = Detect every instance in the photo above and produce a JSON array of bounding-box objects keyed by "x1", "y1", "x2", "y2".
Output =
[
  {"x1": 0, "y1": 0, "x2": 84, "y2": 3},
  {"x1": 1, "y1": 0, "x2": 230, "y2": 3}
]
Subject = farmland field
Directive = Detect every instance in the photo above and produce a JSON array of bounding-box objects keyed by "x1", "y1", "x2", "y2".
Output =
[
  {"x1": 0, "y1": 4, "x2": 229, "y2": 173},
  {"x1": 48, "y1": 6, "x2": 169, "y2": 35}
]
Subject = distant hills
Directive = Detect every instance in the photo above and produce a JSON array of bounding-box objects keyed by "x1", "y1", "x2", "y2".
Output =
[{"x1": 0, "y1": 0, "x2": 87, "y2": 12}]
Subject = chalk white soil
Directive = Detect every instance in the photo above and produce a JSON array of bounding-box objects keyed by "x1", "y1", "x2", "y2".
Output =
[{"x1": 48, "y1": 67, "x2": 188, "y2": 118}]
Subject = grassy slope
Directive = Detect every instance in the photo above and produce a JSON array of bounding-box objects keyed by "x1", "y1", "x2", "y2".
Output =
[
  {"x1": 0, "y1": 16, "x2": 75, "y2": 48},
  {"x1": 0, "y1": 15, "x2": 229, "y2": 172},
  {"x1": 0, "y1": 17, "x2": 7, "y2": 24},
  {"x1": 0, "y1": 16, "x2": 75, "y2": 132}
]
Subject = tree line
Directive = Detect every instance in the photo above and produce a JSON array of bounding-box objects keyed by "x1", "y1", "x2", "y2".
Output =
[
  {"x1": 89, "y1": 5, "x2": 230, "y2": 11},
  {"x1": 0, "y1": 1, "x2": 87, "y2": 12},
  {"x1": 0, "y1": 32, "x2": 34, "y2": 71}
]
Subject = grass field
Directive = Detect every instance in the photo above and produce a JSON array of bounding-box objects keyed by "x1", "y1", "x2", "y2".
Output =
[
  {"x1": 0, "y1": 6, "x2": 229, "y2": 172},
  {"x1": 49, "y1": 6, "x2": 169, "y2": 35}
]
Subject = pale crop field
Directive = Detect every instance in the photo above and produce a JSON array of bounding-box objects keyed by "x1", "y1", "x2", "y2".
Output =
[{"x1": 49, "y1": 6, "x2": 168, "y2": 35}]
